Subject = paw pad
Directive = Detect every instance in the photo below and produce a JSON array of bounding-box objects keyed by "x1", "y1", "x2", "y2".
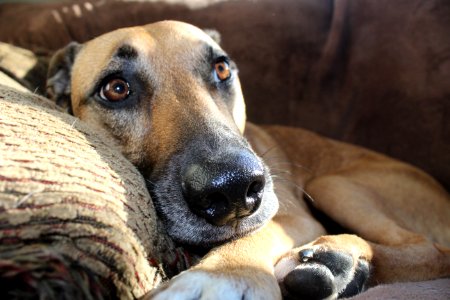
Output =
[
  {"x1": 283, "y1": 266, "x2": 334, "y2": 300},
  {"x1": 278, "y1": 249, "x2": 370, "y2": 300}
]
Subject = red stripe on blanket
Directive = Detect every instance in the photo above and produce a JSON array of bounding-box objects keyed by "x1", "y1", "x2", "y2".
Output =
[
  {"x1": 0, "y1": 174, "x2": 59, "y2": 185},
  {"x1": 0, "y1": 175, "x2": 135, "y2": 212}
]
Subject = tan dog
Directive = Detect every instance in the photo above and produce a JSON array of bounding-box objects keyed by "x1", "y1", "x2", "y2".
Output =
[{"x1": 46, "y1": 21, "x2": 450, "y2": 299}]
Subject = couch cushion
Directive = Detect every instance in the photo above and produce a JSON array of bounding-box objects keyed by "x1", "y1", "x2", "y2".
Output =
[{"x1": 0, "y1": 84, "x2": 190, "y2": 299}]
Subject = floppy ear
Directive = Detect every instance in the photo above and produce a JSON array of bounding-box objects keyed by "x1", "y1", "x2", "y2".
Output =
[
  {"x1": 204, "y1": 29, "x2": 221, "y2": 45},
  {"x1": 46, "y1": 42, "x2": 82, "y2": 113}
]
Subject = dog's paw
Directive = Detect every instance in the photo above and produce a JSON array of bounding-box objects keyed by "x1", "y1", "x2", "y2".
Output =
[
  {"x1": 146, "y1": 269, "x2": 281, "y2": 300},
  {"x1": 275, "y1": 245, "x2": 370, "y2": 300}
]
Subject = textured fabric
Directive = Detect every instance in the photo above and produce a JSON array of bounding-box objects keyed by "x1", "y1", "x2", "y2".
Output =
[
  {"x1": 0, "y1": 84, "x2": 190, "y2": 299},
  {"x1": 348, "y1": 278, "x2": 450, "y2": 300},
  {"x1": 0, "y1": 42, "x2": 48, "y2": 95}
]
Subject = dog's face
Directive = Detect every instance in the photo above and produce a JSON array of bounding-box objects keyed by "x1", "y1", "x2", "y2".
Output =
[{"x1": 47, "y1": 21, "x2": 278, "y2": 247}]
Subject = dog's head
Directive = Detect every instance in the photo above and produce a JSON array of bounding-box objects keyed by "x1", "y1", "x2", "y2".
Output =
[{"x1": 47, "y1": 21, "x2": 278, "y2": 247}]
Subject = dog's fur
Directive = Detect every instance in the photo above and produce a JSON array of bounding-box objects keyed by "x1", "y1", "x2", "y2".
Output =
[{"x1": 47, "y1": 21, "x2": 450, "y2": 300}]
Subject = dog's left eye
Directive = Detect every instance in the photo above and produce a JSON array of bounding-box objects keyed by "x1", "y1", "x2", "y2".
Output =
[
  {"x1": 99, "y1": 78, "x2": 130, "y2": 102},
  {"x1": 214, "y1": 60, "x2": 231, "y2": 82}
]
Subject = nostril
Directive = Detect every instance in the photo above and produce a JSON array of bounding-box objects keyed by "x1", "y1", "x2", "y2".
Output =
[
  {"x1": 204, "y1": 193, "x2": 228, "y2": 213},
  {"x1": 196, "y1": 192, "x2": 231, "y2": 226},
  {"x1": 247, "y1": 179, "x2": 264, "y2": 198},
  {"x1": 237, "y1": 177, "x2": 265, "y2": 218}
]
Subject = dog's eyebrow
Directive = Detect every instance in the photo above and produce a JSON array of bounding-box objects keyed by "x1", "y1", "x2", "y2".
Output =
[
  {"x1": 207, "y1": 45, "x2": 227, "y2": 61},
  {"x1": 115, "y1": 44, "x2": 138, "y2": 59}
]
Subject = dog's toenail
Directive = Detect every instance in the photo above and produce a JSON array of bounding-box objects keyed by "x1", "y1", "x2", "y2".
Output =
[{"x1": 299, "y1": 249, "x2": 314, "y2": 262}]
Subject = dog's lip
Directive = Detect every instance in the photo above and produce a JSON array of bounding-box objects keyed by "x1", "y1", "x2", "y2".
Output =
[
  {"x1": 174, "y1": 217, "x2": 267, "y2": 248},
  {"x1": 229, "y1": 220, "x2": 267, "y2": 240}
]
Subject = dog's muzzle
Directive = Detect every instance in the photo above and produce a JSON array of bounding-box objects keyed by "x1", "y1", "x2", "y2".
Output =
[{"x1": 181, "y1": 149, "x2": 266, "y2": 226}]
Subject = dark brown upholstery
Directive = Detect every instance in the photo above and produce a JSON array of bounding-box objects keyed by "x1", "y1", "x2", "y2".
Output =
[{"x1": 0, "y1": 0, "x2": 448, "y2": 190}]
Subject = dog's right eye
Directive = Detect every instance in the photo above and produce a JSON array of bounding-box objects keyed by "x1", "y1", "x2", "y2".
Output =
[
  {"x1": 213, "y1": 59, "x2": 232, "y2": 83},
  {"x1": 99, "y1": 78, "x2": 130, "y2": 102}
]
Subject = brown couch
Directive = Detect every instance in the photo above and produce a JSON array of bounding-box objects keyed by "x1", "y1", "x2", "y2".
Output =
[{"x1": 0, "y1": 0, "x2": 449, "y2": 299}]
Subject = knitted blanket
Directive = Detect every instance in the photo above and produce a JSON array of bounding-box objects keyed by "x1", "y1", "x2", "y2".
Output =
[{"x1": 0, "y1": 84, "x2": 190, "y2": 299}]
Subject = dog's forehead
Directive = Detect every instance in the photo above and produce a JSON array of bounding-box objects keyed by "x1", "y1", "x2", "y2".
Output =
[
  {"x1": 82, "y1": 21, "x2": 216, "y2": 63},
  {"x1": 145, "y1": 21, "x2": 217, "y2": 47},
  {"x1": 72, "y1": 21, "x2": 219, "y2": 101}
]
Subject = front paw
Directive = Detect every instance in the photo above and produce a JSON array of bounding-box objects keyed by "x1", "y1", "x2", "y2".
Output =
[
  {"x1": 275, "y1": 246, "x2": 370, "y2": 300},
  {"x1": 146, "y1": 269, "x2": 281, "y2": 300}
]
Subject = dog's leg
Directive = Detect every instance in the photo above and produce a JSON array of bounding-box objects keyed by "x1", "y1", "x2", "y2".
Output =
[
  {"x1": 146, "y1": 221, "x2": 289, "y2": 300},
  {"x1": 146, "y1": 211, "x2": 325, "y2": 300},
  {"x1": 276, "y1": 173, "x2": 450, "y2": 299}
]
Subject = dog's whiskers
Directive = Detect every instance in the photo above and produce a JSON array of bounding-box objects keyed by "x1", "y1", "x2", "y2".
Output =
[
  {"x1": 145, "y1": 178, "x2": 156, "y2": 187},
  {"x1": 270, "y1": 170, "x2": 293, "y2": 181},
  {"x1": 259, "y1": 144, "x2": 280, "y2": 159},
  {"x1": 271, "y1": 175, "x2": 315, "y2": 203},
  {"x1": 266, "y1": 159, "x2": 313, "y2": 175}
]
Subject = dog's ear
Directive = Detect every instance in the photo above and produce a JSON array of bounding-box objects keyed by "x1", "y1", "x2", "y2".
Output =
[
  {"x1": 46, "y1": 42, "x2": 82, "y2": 113},
  {"x1": 204, "y1": 29, "x2": 221, "y2": 45}
]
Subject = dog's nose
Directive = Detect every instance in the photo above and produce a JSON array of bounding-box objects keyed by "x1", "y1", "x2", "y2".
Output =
[{"x1": 181, "y1": 150, "x2": 265, "y2": 226}]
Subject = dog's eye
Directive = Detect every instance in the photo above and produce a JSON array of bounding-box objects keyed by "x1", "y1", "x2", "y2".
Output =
[
  {"x1": 99, "y1": 78, "x2": 130, "y2": 102},
  {"x1": 214, "y1": 60, "x2": 231, "y2": 82}
]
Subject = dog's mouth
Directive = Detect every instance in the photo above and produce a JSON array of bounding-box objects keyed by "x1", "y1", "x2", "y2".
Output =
[{"x1": 146, "y1": 149, "x2": 279, "y2": 248}]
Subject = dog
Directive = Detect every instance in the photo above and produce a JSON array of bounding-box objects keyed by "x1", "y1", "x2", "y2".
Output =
[{"x1": 46, "y1": 21, "x2": 450, "y2": 299}]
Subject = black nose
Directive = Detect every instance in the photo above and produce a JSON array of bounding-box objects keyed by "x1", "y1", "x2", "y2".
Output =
[{"x1": 181, "y1": 150, "x2": 265, "y2": 226}]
